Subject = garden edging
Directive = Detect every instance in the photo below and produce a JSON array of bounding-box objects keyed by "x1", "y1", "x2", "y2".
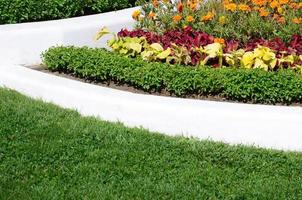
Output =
[
  {"x1": 1, "y1": 64, "x2": 302, "y2": 151},
  {"x1": 0, "y1": 7, "x2": 138, "y2": 65}
]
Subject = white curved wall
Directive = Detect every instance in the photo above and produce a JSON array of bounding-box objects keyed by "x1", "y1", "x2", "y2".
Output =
[
  {"x1": 0, "y1": 7, "x2": 138, "y2": 65},
  {"x1": 1, "y1": 64, "x2": 302, "y2": 151}
]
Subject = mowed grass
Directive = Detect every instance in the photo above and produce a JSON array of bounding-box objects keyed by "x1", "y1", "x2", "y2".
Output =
[{"x1": 1, "y1": 88, "x2": 302, "y2": 200}]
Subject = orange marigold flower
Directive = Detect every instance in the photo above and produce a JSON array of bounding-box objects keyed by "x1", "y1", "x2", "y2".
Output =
[
  {"x1": 148, "y1": 11, "x2": 156, "y2": 19},
  {"x1": 259, "y1": 8, "x2": 269, "y2": 17},
  {"x1": 277, "y1": 16, "x2": 285, "y2": 23},
  {"x1": 177, "y1": 2, "x2": 183, "y2": 12},
  {"x1": 173, "y1": 15, "x2": 182, "y2": 22},
  {"x1": 132, "y1": 10, "x2": 141, "y2": 20},
  {"x1": 252, "y1": 0, "x2": 267, "y2": 6},
  {"x1": 298, "y1": 2, "x2": 302, "y2": 9},
  {"x1": 279, "y1": 0, "x2": 289, "y2": 5},
  {"x1": 214, "y1": 38, "x2": 225, "y2": 45},
  {"x1": 224, "y1": 3, "x2": 237, "y2": 11},
  {"x1": 187, "y1": 0, "x2": 198, "y2": 11},
  {"x1": 186, "y1": 15, "x2": 195, "y2": 22},
  {"x1": 270, "y1": 1, "x2": 279, "y2": 9},
  {"x1": 292, "y1": 18, "x2": 301, "y2": 24},
  {"x1": 272, "y1": 13, "x2": 279, "y2": 19},
  {"x1": 152, "y1": 0, "x2": 159, "y2": 7},
  {"x1": 201, "y1": 11, "x2": 215, "y2": 21},
  {"x1": 289, "y1": 3, "x2": 298, "y2": 9},
  {"x1": 238, "y1": 4, "x2": 252, "y2": 12}
]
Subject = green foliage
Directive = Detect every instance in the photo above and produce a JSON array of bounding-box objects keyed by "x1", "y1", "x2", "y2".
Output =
[
  {"x1": 2, "y1": 88, "x2": 302, "y2": 199},
  {"x1": 42, "y1": 46, "x2": 302, "y2": 105},
  {"x1": 0, "y1": 0, "x2": 138, "y2": 24}
]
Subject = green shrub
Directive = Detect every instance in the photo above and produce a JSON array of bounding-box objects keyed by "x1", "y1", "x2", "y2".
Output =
[
  {"x1": 0, "y1": 0, "x2": 138, "y2": 24},
  {"x1": 42, "y1": 46, "x2": 302, "y2": 105}
]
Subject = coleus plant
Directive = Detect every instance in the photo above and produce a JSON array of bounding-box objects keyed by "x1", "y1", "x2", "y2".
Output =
[{"x1": 95, "y1": 27, "x2": 302, "y2": 72}]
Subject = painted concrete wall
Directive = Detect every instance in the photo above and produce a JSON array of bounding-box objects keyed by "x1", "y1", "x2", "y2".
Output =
[
  {"x1": 1, "y1": 65, "x2": 302, "y2": 151},
  {"x1": 0, "y1": 7, "x2": 138, "y2": 65}
]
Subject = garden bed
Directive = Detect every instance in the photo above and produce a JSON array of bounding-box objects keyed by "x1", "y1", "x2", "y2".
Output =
[{"x1": 42, "y1": 46, "x2": 302, "y2": 106}]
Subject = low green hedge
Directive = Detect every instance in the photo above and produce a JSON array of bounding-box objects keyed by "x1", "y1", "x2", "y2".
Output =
[
  {"x1": 42, "y1": 46, "x2": 302, "y2": 105},
  {"x1": 0, "y1": 0, "x2": 137, "y2": 24}
]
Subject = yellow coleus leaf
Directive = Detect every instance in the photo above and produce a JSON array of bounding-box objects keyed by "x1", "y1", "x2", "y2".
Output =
[
  {"x1": 150, "y1": 43, "x2": 164, "y2": 51},
  {"x1": 254, "y1": 58, "x2": 269, "y2": 71},
  {"x1": 94, "y1": 27, "x2": 111, "y2": 41},
  {"x1": 141, "y1": 50, "x2": 154, "y2": 60},
  {"x1": 224, "y1": 54, "x2": 235, "y2": 66},
  {"x1": 203, "y1": 43, "x2": 223, "y2": 58},
  {"x1": 262, "y1": 51, "x2": 275, "y2": 62},
  {"x1": 241, "y1": 52, "x2": 255, "y2": 69},
  {"x1": 157, "y1": 48, "x2": 172, "y2": 59},
  {"x1": 124, "y1": 43, "x2": 142, "y2": 53}
]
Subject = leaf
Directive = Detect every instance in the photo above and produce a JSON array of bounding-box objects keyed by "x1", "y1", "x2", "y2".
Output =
[
  {"x1": 241, "y1": 52, "x2": 254, "y2": 69},
  {"x1": 141, "y1": 51, "x2": 154, "y2": 60},
  {"x1": 124, "y1": 43, "x2": 142, "y2": 53},
  {"x1": 254, "y1": 58, "x2": 268, "y2": 71},
  {"x1": 157, "y1": 48, "x2": 171, "y2": 59},
  {"x1": 203, "y1": 43, "x2": 223, "y2": 58},
  {"x1": 94, "y1": 27, "x2": 111, "y2": 41},
  {"x1": 150, "y1": 43, "x2": 164, "y2": 52}
]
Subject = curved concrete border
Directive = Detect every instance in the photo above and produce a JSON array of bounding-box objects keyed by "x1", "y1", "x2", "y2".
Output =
[
  {"x1": 0, "y1": 7, "x2": 138, "y2": 65},
  {"x1": 1, "y1": 64, "x2": 302, "y2": 151}
]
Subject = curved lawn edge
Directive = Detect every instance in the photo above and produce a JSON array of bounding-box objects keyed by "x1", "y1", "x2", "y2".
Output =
[
  {"x1": 1, "y1": 64, "x2": 302, "y2": 151},
  {"x1": 0, "y1": 6, "x2": 138, "y2": 65}
]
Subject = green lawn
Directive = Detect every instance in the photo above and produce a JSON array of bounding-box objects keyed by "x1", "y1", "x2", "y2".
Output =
[{"x1": 1, "y1": 88, "x2": 302, "y2": 199}]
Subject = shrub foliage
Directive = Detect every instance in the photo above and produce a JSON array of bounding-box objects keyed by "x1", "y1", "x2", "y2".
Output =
[
  {"x1": 42, "y1": 46, "x2": 302, "y2": 105},
  {"x1": 0, "y1": 0, "x2": 137, "y2": 24}
]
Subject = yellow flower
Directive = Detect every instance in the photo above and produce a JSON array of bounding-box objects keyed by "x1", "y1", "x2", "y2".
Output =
[
  {"x1": 225, "y1": 3, "x2": 237, "y2": 11},
  {"x1": 219, "y1": 16, "x2": 226, "y2": 25},
  {"x1": 188, "y1": 0, "x2": 198, "y2": 11},
  {"x1": 277, "y1": 7, "x2": 283, "y2": 14},
  {"x1": 132, "y1": 10, "x2": 141, "y2": 20},
  {"x1": 201, "y1": 11, "x2": 215, "y2": 21},
  {"x1": 186, "y1": 15, "x2": 195, "y2": 23},
  {"x1": 238, "y1": 4, "x2": 252, "y2": 12},
  {"x1": 173, "y1": 15, "x2": 182, "y2": 23}
]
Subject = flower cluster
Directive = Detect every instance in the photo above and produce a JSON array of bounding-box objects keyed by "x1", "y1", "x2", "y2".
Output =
[{"x1": 133, "y1": 0, "x2": 301, "y2": 42}]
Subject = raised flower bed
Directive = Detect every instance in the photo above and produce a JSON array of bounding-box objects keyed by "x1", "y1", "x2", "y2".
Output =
[{"x1": 97, "y1": 0, "x2": 302, "y2": 71}]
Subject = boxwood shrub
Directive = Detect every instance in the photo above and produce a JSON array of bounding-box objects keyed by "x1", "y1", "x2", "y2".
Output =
[
  {"x1": 0, "y1": 0, "x2": 138, "y2": 24},
  {"x1": 42, "y1": 46, "x2": 302, "y2": 105}
]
